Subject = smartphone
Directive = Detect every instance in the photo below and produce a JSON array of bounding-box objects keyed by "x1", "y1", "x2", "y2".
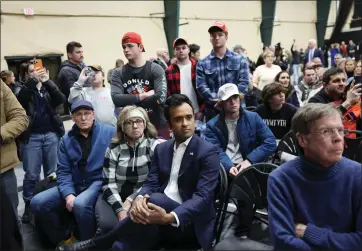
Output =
[{"x1": 33, "y1": 59, "x2": 43, "y2": 70}]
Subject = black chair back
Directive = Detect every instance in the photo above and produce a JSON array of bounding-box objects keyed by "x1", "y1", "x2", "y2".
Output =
[
  {"x1": 343, "y1": 130, "x2": 362, "y2": 162},
  {"x1": 272, "y1": 131, "x2": 298, "y2": 164},
  {"x1": 246, "y1": 106, "x2": 257, "y2": 112},
  {"x1": 214, "y1": 164, "x2": 229, "y2": 237},
  {"x1": 215, "y1": 163, "x2": 278, "y2": 243}
]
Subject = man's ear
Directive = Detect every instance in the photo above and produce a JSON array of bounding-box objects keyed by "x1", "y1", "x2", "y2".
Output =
[
  {"x1": 295, "y1": 132, "x2": 308, "y2": 149},
  {"x1": 166, "y1": 120, "x2": 172, "y2": 131}
]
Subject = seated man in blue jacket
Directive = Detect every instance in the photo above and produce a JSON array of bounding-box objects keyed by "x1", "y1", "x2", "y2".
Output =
[
  {"x1": 30, "y1": 100, "x2": 116, "y2": 246},
  {"x1": 204, "y1": 83, "x2": 276, "y2": 236},
  {"x1": 204, "y1": 83, "x2": 276, "y2": 176},
  {"x1": 268, "y1": 103, "x2": 362, "y2": 250},
  {"x1": 57, "y1": 94, "x2": 220, "y2": 251}
]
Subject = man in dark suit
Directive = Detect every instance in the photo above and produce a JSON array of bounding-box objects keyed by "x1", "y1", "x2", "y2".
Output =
[
  {"x1": 57, "y1": 94, "x2": 220, "y2": 251},
  {"x1": 304, "y1": 39, "x2": 324, "y2": 66}
]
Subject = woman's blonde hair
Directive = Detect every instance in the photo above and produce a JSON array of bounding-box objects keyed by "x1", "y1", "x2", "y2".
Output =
[
  {"x1": 263, "y1": 50, "x2": 274, "y2": 59},
  {"x1": 111, "y1": 105, "x2": 157, "y2": 143}
]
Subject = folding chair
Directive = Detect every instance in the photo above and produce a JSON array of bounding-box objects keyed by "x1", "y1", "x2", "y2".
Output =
[
  {"x1": 214, "y1": 163, "x2": 277, "y2": 250},
  {"x1": 245, "y1": 106, "x2": 257, "y2": 112},
  {"x1": 343, "y1": 130, "x2": 362, "y2": 162},
  {"x1": 272, "y1": 131, "x2": 298, "y2": 165},
  {"x1": 213, "y1": 164, "x2": 229, "y2": 239}
]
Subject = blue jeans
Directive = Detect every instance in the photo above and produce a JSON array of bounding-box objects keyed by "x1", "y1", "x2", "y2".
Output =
[
  {"x1": 30, "y1": 181, "x2": 101, "y2": 243},
  {"x1": 22, "y1": 132, "x2": 59, "y2": 203},
  {"x1": 292, "y1": 64, "x2": 300, "y2": 86}
]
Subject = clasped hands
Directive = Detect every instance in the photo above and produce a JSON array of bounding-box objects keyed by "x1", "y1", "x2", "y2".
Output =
[
  {"x1": 128, "y1": 195, "x2": 174, "y2": 225},
  {"x1": 229, "y1": 160, "x2": 252, "y2": 177}
]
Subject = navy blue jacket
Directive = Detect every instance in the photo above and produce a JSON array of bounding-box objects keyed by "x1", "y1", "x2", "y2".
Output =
[
  {"x1": 204, "y1": 109, "x2": 277, "y2": 172},
  {"x1": 56, "y1": 121, "x2": 116, "y2": 199},
  {"x1": 138, "y1": 135, "x2": 220, "y2": 250}
]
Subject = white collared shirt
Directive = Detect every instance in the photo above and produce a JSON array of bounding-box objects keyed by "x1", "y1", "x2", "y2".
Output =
[
  {"x1": 165, "y1": 135, "x2": 193, "y2": 227},
  {"x1": 164, "y1": 135, "x2": 193, "y2": 203}
]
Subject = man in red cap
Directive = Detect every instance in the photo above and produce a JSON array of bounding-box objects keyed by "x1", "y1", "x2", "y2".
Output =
[
  {"x1": 111, "y1": 32, "x2": 168, "y2": 138},
  {"x1": 166, "y1": 38, "x2": 204, "y2": 123},
  {"x1": 196, "y1": 21, "x2": 250, "y2": 121}
]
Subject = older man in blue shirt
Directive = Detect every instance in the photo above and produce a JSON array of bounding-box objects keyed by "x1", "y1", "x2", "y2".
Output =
[{"x1": 196, "y1": 20, "x2": 250, "y2": 121}]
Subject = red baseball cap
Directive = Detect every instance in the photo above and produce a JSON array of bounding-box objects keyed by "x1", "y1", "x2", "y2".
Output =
[
  {"x1": 173, "y1": 38, "x2": 188, "y2": 48},
  {"x1": 122, "y1": 32, "x2": 145, "y2": 52},
  {"x1": 208, "y1": 21, "x2": 228, "y2": 33}
]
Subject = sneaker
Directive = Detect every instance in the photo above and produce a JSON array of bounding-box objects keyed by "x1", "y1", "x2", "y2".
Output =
[
  {"x1": 57, "y1": 234, "x2": 77, "y2": 248},
  {"x1": 56, "y1": 239, "x2": 95, "y2": 251}
]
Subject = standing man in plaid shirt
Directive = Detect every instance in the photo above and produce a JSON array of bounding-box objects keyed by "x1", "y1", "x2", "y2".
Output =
[
  {"x1": 196, "y1": 21, "x2": 250, "y2": 121},
  {"x1": 166, "y1": 38, "x2": 204, "y2": 122}
]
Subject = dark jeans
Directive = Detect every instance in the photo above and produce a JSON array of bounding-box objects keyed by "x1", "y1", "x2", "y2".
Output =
[
  {"x1": 95, "y1": 195, "x2": 118, "y2": 237},
  {"x1": 0, "y1": 168, "x2": 19, "y2": 216},
  {"x1": 93, "y1": 193, "x2": 199, "y2": 251},
  {"x1": 0, "y1": 181, "x2": 23, "y2": 251}
]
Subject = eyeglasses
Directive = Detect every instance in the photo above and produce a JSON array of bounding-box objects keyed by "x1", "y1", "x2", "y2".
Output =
[
  {"x1": 310, "y1": 128, "x2": 349, "y2": 138},
  {"x1": 124, "y1": 119, "x2": 144, "y2": 128},
  {"x1": 73, "y1": 111, "x2": 93, "y2": 119}
]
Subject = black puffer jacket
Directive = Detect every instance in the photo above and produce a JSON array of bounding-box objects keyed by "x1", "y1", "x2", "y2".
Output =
[
  {"x1": 57, "y1": 60, "x2": 85, "y2": 99},
  {"x1": 18, "y1": 78, "x2": 65, "y2": 143}
]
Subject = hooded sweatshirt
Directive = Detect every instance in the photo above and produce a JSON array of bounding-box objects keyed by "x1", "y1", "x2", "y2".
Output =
[{"x1": 57, "y1": 60, "x2": 86, "y2": 99}]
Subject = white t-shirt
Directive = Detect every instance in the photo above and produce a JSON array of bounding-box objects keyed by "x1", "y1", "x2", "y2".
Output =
[
  {"x1": 178, "y1": 62, "x2": 200, "y2": 113},
  {"x1": 225, "y1": 119, "x2": 243, "y2": 164},
  {"x1": 86, "y1": 88, "x2": 116, "y2": 126}
]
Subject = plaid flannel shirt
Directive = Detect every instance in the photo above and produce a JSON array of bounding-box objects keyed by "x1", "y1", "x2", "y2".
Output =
[
  {"x1": 196, "y1": 49, "x2": 250, "y2": 106},
  {"x1": 102, "y1": 137, "x2": 163, "y2": 214},
  {"x1": 166, "y1": 58, "x2": 204, "y2": 111}
]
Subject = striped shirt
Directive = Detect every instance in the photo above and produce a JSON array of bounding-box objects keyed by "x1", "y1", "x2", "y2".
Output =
[{"x1": 102, "y1": 136, "x2": 164, "y2": 214}]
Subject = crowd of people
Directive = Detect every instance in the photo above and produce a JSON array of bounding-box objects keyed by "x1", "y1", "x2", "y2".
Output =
[{"x1": 0, "y1": 19, "x2": 362, "y2": 251}]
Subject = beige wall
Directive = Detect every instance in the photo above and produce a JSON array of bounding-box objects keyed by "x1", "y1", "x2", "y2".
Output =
[
  {"x1": 179, "y1": 1, "x2": 262, "y2": 61},
  {"x1": 2, "y1": 1, "x2": 325, "y2": 73},
  {"x1": 179, "y1": 1, "x2": 319, "y2": 61},
  {"x1": 272, "y1": 1, "x2": 316, "y2": 52},
  {"x1": 0, "y1": 1, "x2": 168, "y2": 80}
]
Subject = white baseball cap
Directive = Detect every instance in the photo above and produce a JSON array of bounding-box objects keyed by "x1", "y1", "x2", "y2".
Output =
[{"x1": 218, "y1": 83, "x2": 240, "y2": 101}]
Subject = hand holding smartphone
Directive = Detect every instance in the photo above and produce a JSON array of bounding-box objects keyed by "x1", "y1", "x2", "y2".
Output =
[{"x1": 33, "y1": 59, "x2": 43, "y2": 70}]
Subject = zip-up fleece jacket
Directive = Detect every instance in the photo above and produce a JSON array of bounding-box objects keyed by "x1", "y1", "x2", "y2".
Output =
[{"x1": 56, "y1": 121, "x2": 116, "y2": 199}]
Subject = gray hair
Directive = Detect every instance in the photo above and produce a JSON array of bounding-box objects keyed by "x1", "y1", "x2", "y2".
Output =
[
  {"x1": 308, "y1": 39, "x2": 317, "y2": 45},
  {"x1": 291, "y1": 103, "x2": 341, "y2": 136}
]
